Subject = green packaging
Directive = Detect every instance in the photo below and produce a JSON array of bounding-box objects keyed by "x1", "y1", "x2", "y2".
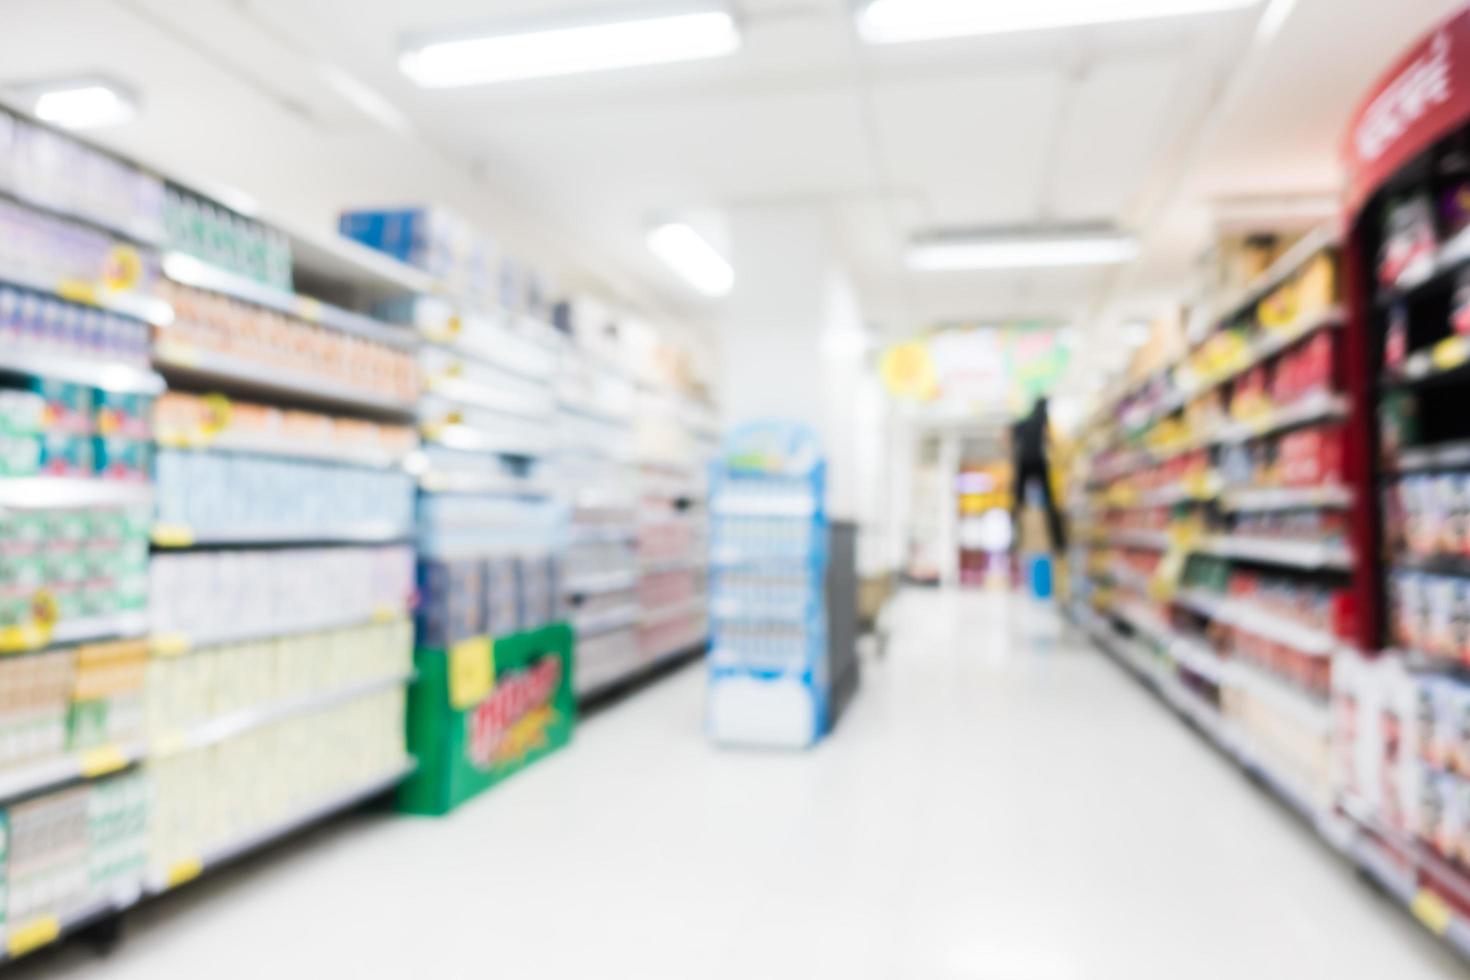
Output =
[{"x1": 398, "y1": 623, "x2": 575, "y2": 816}]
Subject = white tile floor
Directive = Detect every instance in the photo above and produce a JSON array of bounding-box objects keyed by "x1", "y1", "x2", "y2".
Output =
[{"x1": 16, "y1": 589, "x2": 1469, "y2": 979}]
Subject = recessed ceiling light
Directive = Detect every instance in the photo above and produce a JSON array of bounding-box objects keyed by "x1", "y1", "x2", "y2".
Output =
[
  {"x1": 27, "y1": 78, "x2": 138, "y2": 130},
  {"x1": 857, "y1": 0, "x2": 1263, "y2": 44},
  {"x1": 400, "y1": 6, "x2": 740, "y2": 88},
  {"x1": 908, "y1": 230, "x2": 1139, "y2": 271},
  {"x1": 647, "y1": 222, "x2": 734, "y2": 297}
]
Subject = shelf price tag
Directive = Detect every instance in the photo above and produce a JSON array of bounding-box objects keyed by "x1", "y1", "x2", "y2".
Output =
[
  {"x1": 103, "y1": 245, "x2": 144, "y2": 293},
  {"x1": 7, "y1": 916, "x2": 60, "y2": 958},
  {"x1": 152, "y1": 525, "x2": 196, "y2": 548},
  {"x1": 165, "y1": 857, "x2": 203, "y2": 889},
  {"x1": 1412, "y1": 889, "x2": 1452, "y2": 936},
  {"x1": 1432, "y1": 335, "x2": 1470, "y2": 373},
  {"x1": 79, "y1": 744, "x2": 129, "y2": 778},
  {"x1": 448, "y1": 636, "x2": 494, "y2": 710},
  {"x1": 150, "y1": 633, "x2": 191, "y2": 657}
]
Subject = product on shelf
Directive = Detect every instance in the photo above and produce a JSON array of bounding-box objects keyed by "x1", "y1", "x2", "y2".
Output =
[
  {"x1": 4, "y1": 771, "x2": 148, "y2": 930},
  {"x1": 152, "y1": 391, "x2": 416, "y2": 462},
  {"x1": 148, "y1": 689, "x2": 406, "y2": 877},
  {"x1": 0, "y1": 505, "x2": 149, "y2": 631},
  {"x1": 0, "y1": 285, "x2": 152, "y2": 367},
  {"x1": 1387, "y1": 474, "x2": 1470, "y2": 560},
  {"x1": 0, "y1": 377, "x2": 152, "y2": 480},
  {"x1": 145, "y1": 618, "x2": 412, "y2": 738},
  {"x1": 153, "y1": 449, "x2": 414, "y2": 538},
  {"x1": 153, "y1": 281, "x2": 418, "y2": 402},
  {"x1": 0, "y1": 199, "x2": 158, "y2": 299},
  {"x1": 1379, "y1": 194, "x2": 1438, "y2": 288},
  {"x1": 0, "y1": 109, "x2": 165, "y2": 243},
  {"x1": 416, "y1": 553, "x2": 563, "y2": 648},
  {"x1": 162, "y1": 187, "x2": 291, "y2": 290},
  {"x1": 148, "y1": 545, "x2": 413, "y2": 645}
]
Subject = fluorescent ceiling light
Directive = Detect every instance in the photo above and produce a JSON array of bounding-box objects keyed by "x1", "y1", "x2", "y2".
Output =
[
  {"x1": 647, "y1": 222, "x2": 734, "y2": 297},
  {"x1": 31, "y1": 80, "x2": 138, "y2": 130},
  {"x1": 318, "y1": 63, "x2": 413, "y2": 135},
  {"x1": 908, "y1": 231, "x2": 1138, "y2": 271},
  {"x1": 400, "y1": 9, "x2": 740, "y2": 88},
  {"x1": 857, "y1": 0, "x2": 1262, "y2": 44}
]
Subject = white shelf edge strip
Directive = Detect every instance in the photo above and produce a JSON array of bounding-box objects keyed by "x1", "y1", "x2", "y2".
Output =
[
  {"x1": 153, "y1": 672, "x2": 415, "y2": 757},
  {"x1": 146, "y1": 760, "x2": 416, "y2": 894}
]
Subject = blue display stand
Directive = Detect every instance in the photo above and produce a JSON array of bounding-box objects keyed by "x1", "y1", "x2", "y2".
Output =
[{"x1": 707, "y1": 421, "x2": 829, "y2": 748}]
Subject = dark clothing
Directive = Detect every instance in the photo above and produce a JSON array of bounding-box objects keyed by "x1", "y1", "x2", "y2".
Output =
[{"x1": 1011, "y1": 405, "x2": 1066, "y2": 552}]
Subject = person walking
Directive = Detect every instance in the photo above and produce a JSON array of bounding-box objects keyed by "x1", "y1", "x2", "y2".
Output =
[{"x1": 1011, "y1": 396, "x2": 1067, "y2": 553}]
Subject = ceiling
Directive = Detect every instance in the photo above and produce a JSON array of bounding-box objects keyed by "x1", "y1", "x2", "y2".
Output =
[{"x1": 0, "y1": 0, "x2": 1464, "y2": 368}]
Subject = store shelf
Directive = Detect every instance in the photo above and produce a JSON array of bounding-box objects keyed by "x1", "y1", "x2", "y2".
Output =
[
  {"x1": 569, "y1": 525, "x2": 639, "y2": 544},
  {"x1": 1393, "y1": 439, "x2": 1470, "y2": 474},
  {"x1": 646, "y1": 595, "x2": 710, "y2": 625},
  {"x1": 424, "y1": 374, "x2": 552, "y2": 421},
  {"x1": 642, "y1": 554, "x2": 707, "y2": 574},
  {"x1": 154, "y1": 343, "x2": 417, "y2": 420},
  {"x1": 0, "y1": 740, "x2": 144, "y2": 806},
  {"x1": 0, "y1": 347, "x2": 164, "y2": 395},
  {"x1": 156, "y1": 430, "x2": 408, "y2": 470},
  {"x1": 1195, "y1": 535, "x2": 1352, "y2": 570},
  {"x1": 414, "y1": 467, "x2": 552, "y2": 497},
  {"x1": 1213, "y1": 391, "x2": 1350, "y2": 445},
  {"x1": 146, "y1": 760, "x2": 416, "y2": 896},
  {"x1": 1219, "y1": 484, "x2": 1353, "y2": 513},
  {"x1": 161, "y1": 251, "x2": 415, "y2": 350},
  {"x1": 1170, "y1": 634, "x2": 1226, "y2": 684},
  {"x1": 564, "y1": 570, "x2": 639, "y2": 595},
  {"x1": 418, "y1": 422, "x2": 546, "y2": 458},
  {"x1": 0, "y1": 183, "x2": 166, "y2": 249},
  {"x1": 1077, "y1": 609, "x2": 1333, "y2": 833},
  {"x1": 1174, "y1": 588, "x2": 1345, "y2": 656},
  {"x1": 1204, "y1": 226, "x2": 1341, "y2": 333},
  {"x1": 1384, "y1": 335, "x2": 1470, "y2": 390},
  {"x1": 0, "y1": 611, "x2": 150, "y2": 655},
  {"x1": 711, "y1": 496, "x2": 817, "y2": 517},
  {"x1": 417, "y1": 330, "x2": 557, "y2": 388},
  {"x1": 573, "y1": 606, "x2": 641, "y2": 637},
  {"x1": 152, "y1": 672, "x2": 415, "y2": 758},
  {"x1": 1, "y1": 886, "x2": 142, "y2": 963},
  {"x1": 577, "y1": 640, "x2": 705, "y2": 705},
  {"x1": 1223, "y1": 660, "x2": 1330, "y2": 734},
  {"x1": 1099, "y1": 530, "x2": 1171, "y2": 552},
  {"x1": 0, "y1": 478, "x2": 152, "y2": 510},
  {"x1": 150, "y1": 522, "x2": 412, "y2": 549},
  {"x1": 0, "y1": 267, "x2": 173, "y2": 327},
  {"x1": 149, "y1": 607, "x2": 408, "y2": 656},
  {"x1": 1393, "y1": 553, "x2": 1470, "y2": 577}
]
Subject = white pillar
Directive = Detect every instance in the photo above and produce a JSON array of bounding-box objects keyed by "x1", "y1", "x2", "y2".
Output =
[{"x1": 719, "y1": 204, "x2": 873, "y2": 524}]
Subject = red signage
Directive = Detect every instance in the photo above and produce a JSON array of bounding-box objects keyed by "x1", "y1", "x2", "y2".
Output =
[{"x1": 1344, "y1": 6, "x2": 1470, "y2": 217}]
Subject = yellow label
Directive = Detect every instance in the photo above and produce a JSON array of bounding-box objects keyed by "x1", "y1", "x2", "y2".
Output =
[
  {"x1": 1150, "y1": 548, "x2": 1189, "y2": 602},
  {"x1": 448, "y1": 636, "x2": 494, "y2": 710},
  {"x1": 103, "y1": 245, "x2": 144, "y2": 292},
  {"x1": 1412, "y1": 889, "x2": 1452, "y2": 936},
  {"x1": 79, "y1": 744, "x2": 129, "y2": 778},
  {"x1": 1432, "y1": 335, "x2": 1470, "y2": 373},
  {"x1": 370, "y1": 606, "x2": 399, "y2": 624},
  {"x1": 297, "y1": 297, "x2": 324, "y2": 323},
  {"x1": 152, "y1": 525, "x2": 197, "y2": 548},
  {"x1": 165, "y1": 857, "x2": 203, "y2": 889},
  {"x1": 7, "y1": 915, "x2": 60, "y2": 957},
  {"x1": 150, "y1": 633, "x2": 191, "y2": 657},
  {"x1": 56, "y1": 278, "x2": 99, "y2": 306},
  {"x1": 0, "y1": 625, "x2": 29, "y2": 653},
  {"x1": 152, "y1": 732, "x2": 185, "y2": 756},
  {"x1": 446, "y1": 315, "x2": 463, "y2": 337},
  {"x1": 157, "y1": 341, "x2": 201, "y2": 368},
  {"x1": 30, "y1": 590, "x2": 57, "y2": 630},
  {"x1": 200, "y1": 393, "x2": 233, "y2": 441}
]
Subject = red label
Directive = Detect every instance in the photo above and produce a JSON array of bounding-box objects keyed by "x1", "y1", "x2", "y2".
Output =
[{"x1": 1344, "y1": 9, "x2": 1470, "y2": 216}]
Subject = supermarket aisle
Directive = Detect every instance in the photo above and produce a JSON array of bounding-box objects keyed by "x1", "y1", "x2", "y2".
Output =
[{"x1": 17, "y1": 590, "x2": 1466, "y2": 980}]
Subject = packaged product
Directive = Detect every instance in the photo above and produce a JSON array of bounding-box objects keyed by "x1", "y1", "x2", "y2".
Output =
[
  {"x1": 1428, "y1": 576, "x2": 1458, "y2": 659},
  {"x1": 1385, "y1": 303, "x2": 1410, "y2": 371},
  {"x1": 1379, "y1": 194, "x2": 1438, "y2": 288}
]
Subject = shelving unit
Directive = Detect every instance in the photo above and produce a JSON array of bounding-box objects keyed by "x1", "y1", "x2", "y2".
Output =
[{"x1": 1070, "y1": 229, "x2": 1358, "y2": 912}]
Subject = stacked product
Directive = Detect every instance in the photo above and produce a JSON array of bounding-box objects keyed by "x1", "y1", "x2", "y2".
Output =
[
  {"x1": 1072, "y1": 231, "x2": 1351, "y2": 815},
  {"x1": 633, "y1": 356, "x2": 715, "y2": 675},
  {"x1": 707, "y1": 422, "x2": 828, "y2": 749},
  {"x1": 1329, "y1": 16, "x2": 1470, "y2": 953},
  {"x1": 556, "y1": 343, "x2": 641, "y2": 697},
  {"x1": 162, "y1": 187, "x2": 291, "y2": 291}
]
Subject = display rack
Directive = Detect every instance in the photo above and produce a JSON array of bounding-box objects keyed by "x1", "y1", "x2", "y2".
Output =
[{"x1": 707, "y1": 421, "x2": 829, "y2": 748}]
